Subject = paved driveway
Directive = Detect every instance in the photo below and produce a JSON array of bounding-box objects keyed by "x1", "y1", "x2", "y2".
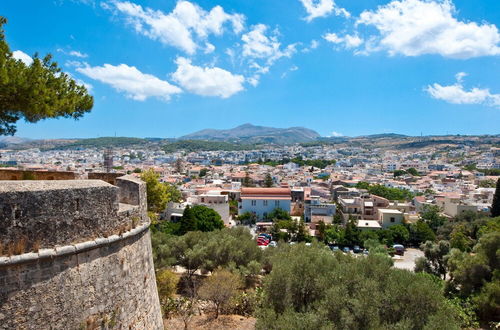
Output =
[{"x1": 392, "y1": 248, "x2": 424, "y2": 271}]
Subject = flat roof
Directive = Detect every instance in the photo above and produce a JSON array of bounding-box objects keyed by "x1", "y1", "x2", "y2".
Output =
[
  {"x1": 378, "y1": 208, "x2": 403, "y2": 214},
  {"x1": 357, "y1": 220, "x2": 382, "y2": 228}
]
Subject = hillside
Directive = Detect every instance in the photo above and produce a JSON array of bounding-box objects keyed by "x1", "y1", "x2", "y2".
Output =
[{"x1": 180, "y1": 123, "x2": 320, "y2": 144}]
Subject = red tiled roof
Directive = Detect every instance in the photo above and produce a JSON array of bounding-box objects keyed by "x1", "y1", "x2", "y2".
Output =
[{"x1": 241, "y1": 187, "x2": 291, "y2": 197}]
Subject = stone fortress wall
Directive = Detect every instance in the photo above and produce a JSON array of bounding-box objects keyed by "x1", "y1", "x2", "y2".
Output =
[{"x1": 0, "y1": 175, "x2": 163, "y2": 329}]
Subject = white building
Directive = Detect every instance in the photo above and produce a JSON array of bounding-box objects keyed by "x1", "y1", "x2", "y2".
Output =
[{"x1": 239, "y1": 187, "x2": 291, "y2": 220}]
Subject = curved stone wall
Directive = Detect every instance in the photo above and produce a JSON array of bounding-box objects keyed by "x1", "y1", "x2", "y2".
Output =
[{"x1": 0, "y1": 176, "x2": 163, "y2": 329}]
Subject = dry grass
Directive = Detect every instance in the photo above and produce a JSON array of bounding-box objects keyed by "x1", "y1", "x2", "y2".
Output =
[
  {"x1": 11, "y1": 236, "x2": 28, "y2": 255},
  {"x1": 164, "y1": 315, "x2": 256, "y2": 330},
  {"x1": 32, "y1": 239, "x2": 41, "y2": 253}
]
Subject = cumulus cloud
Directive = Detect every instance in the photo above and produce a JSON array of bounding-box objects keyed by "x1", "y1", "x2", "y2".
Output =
[
  {"x1": 356, "y1": 0, "x2": 500, "y2": 59},
  {"x1": 299, "y1": 0, "x2": 349, "y2": 21},
  {"x1": 12, "y1": 50, "x2": 33, "y2": 65},
  {"x1": 323, "y1": 33, "x2": 363, "y2": 49},
  {"x1": 77, "y1": 63, "x2": 182, "y2": 101},
  {"x1": 108, "y1": 0, "x2": 244, "y2": 54},
  {"x1": 242, "y1": 24, "x2": 297, "y2": 64},
  {"x1": 330, "y1": 131, "x2": 343, "y2": 137},
  {"x1": 425, "y1": 73, "x2": 500, "y2": 108},
  {"x1": 69, "y1": 50, "x2": 88, "y2": 58},
  {"x1": 171, "y1": 57, "x2": 245, "y2": 98},
  {"x1": 302, "y1": 39, "x2": 319, "y2": 53}
]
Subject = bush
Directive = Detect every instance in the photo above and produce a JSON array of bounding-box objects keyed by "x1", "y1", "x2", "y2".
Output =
[{"x1": 257, "y1": 243, "x2": 460, "y2": 329}]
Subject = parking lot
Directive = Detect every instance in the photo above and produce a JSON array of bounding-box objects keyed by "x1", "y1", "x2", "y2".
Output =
[{"x1": 392, "y1": 248, "x2": 424, "y2": 271}]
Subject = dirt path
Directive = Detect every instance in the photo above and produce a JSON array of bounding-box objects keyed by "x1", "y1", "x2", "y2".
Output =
[{"x1": 164, "y1": 314, "x2": 256, "y2": 330}]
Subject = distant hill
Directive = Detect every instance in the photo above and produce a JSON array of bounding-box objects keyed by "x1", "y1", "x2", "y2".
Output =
[
  {"x1": 181, "y1": 123, "x2": 320, "y2": 144},
  {"x1": 359, "y1": 133, "x2": 408, "y2": 139}
]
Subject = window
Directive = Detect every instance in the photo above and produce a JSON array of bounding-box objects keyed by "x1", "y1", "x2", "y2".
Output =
[
  {"x1": 263, "y1": 200, "x2": 268, "y2": 206},
  {"x1": 251, "y1": 200, "x2": 256, "y2": 206},
  {"x1": 275, "y1": 200, "x2": 280, "y2": 207},
  {"x1": 390, "y1": 217, "x2": 395, "y2": 222}
]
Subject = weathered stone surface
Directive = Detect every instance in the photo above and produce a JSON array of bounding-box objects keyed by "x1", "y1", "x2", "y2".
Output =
[
  {"x1": 0, "y1": 231, "x2": 162, "y2": 329},
  {"x1": 0, "y1": 176, "x2": 162, "y2": 329}
]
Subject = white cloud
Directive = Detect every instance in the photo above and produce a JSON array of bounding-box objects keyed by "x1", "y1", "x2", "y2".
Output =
[
  {"x1": 69, "y1": 50, "x2": 88, "y2": 58},
  {"x1": 281, "y1": 65, "x2": 299, "y2": 78},
  {"x1": 242, "y1": 24, "x2": 297, "y2": 64},
  {"x1": 323, "y1": 33, "x2": 363, "y2": 49},
  {"x1": 109, "y1": 0, "x2": 245, "y2": 54},
  {"x1": 299, "y1": 0, "x2": 350, "y2": 22},
  {"x1": 425, "y1": 73, "x2": 500, "y2": 108},
  {"x1": 330, "y1": 131, "x2": 343, "y2": 137},
  {"x1": 171, "y1": 57, "x2": 245, "y2": 98},
  {"x1": 204, "y1": 42, "x2": 216, "y2": 54},
  {"x1": 302, "y1": 39, "x2": 320, "y2": 53},
  {"x1": 247, "y1": 75, "x2": 260, "y2": 87},
  {"x1": 356, "y1": 0, "x2": 500, "y2": 59},
  {"x1": 12, "y1": 50, "x2": 33, "y2": 65},
  {"x1": 77, "y1": 63, "x2": 182, "y2": 101}
]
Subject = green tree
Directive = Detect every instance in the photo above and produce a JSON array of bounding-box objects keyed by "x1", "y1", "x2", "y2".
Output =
[
  {"x1": 141, "y1": 169, "x2": 169, "y2": 212},
  {"x1": 264, "y1": 173, "x2": 273, "y2": 187},
  {"x1": 243, "y1": 172, "x2": 253, "y2": 187},
  {"x1": 415, "y1": 240, "x2": 450, "y2": 279},
  {"x1": 393, "y1": 169, "x2": 407, "y2": 177},
  {"x1": 407, "y1": 167, "x2": 420, "y2": 176},
  {"x1": 473, "y1": 279, "x2": 500, "y2": 322},
  {"x1": 492, "y1": 178, "x2": 500, "y2": 217},
  {"x1": 267, "y1": 208, "x2": 291, "y2": 222},
  {"x1": 156, "y1": 269, "x2": 179, "y2": 312},
  {"x1": 388, "y1": 224, "x2": 410, "y2": 244},
  {"x1": 257, "y1": 244, "x2": 459, "y2": 329},
  {"x1": 0, "y1": 17, "x2": 93, "y2": 135},
  {"x1": 238, "y1": 211, "x2": 257, "y2": 225},
  {"x1": 179, "y1": 205, "x2": 224, "y2": 234},
  {"x1": 199, "y1": 168, "x2": 208, "y2": 177},
  {"x1": 420, "y1": 205, "x2": 446, "y2": 232},
  {"x1": 198, "y1": 269, "x2": 242, "y2": 318}
]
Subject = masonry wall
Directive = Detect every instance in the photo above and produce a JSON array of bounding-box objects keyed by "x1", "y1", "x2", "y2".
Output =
[
  {"x1": 0, "y1": 177, "x2": 163, "y2": 329},
  {"x1": 0, "y1": 169, "x2": 76, "y2": 181},
  {"x1": 0, "y1": 230, "x2": 162, "y2": 329}
]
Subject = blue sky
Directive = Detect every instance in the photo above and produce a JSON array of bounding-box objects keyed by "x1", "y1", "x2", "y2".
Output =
[{"x1": 3, "y1": 0, "x2": 500, "y2": 138}]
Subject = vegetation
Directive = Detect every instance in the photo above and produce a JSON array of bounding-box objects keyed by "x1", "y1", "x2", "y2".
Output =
[
  {"x1": 393, "y1": 167, "x2": 420, "y2": 177},
  {"x1": 256, "y1": 243, "x2": 460, "y2": 329},
  {"x1": 198, "y1": 269, "x2": 242, "y2": 319},
  {"x1": 255, "y1": 156, "x2": 336, "y2": 169},
  {"x1": 178, "y1": 205, "x2": 224, "y2": 235},
  {"x1": 162, "y1": 140, "x2": 259, "y2": 153},
  {"x1": 414, "y1": 214, "x2": 500, "y2": 325},
  {"x1": 0, "y1": 17, "x2": 93, "y2": 135},
  {"x1": 52, "y1": 137, "x2": 147, "y2": 150},
  {"x1": 463, "y1": 164, "x2": 500, "y2": 176},
  {"x1": 140, "y1": 169, "x2": 181, "y2": 213},
  {"x1": 492, "y1": 178, "x2": 500, "y2": 217},
  {"x1": 264, "y1": 173, "x2": 273, "y2": 187},
  {"x1": 355, "y1": 182, "x2": 415, "y2": 200},
  {"x1": 238, "y1": 211, "x2": 257, "y2": 226}
]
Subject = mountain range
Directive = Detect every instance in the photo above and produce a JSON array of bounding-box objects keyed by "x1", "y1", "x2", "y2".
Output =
[{"x1": 180, "y1": 123, "x2": 320, "y2": 144}]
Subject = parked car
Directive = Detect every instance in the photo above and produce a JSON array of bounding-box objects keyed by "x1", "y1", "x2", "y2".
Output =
[
  {"x1": 342, "y1": 247, "x2": 350, "y2": 253},
  {"x1": 353, "y1": 245, "x2": 362, "y2": 254},
  {"x1": 393, "y1": 244, "x2": 405, "y2": 256},
  {"x1": 330, "y1": 245, "x2": 340, "y2": 252},
  {"x1": 257, "y1": 233, "x2": 272, "y2": 246},
  {"x1": 269, "y1": 241, "x2": 278, "y2": 248},
  {"x1": 363, "y1": 249, "x2": 370, "y2": 255}
]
